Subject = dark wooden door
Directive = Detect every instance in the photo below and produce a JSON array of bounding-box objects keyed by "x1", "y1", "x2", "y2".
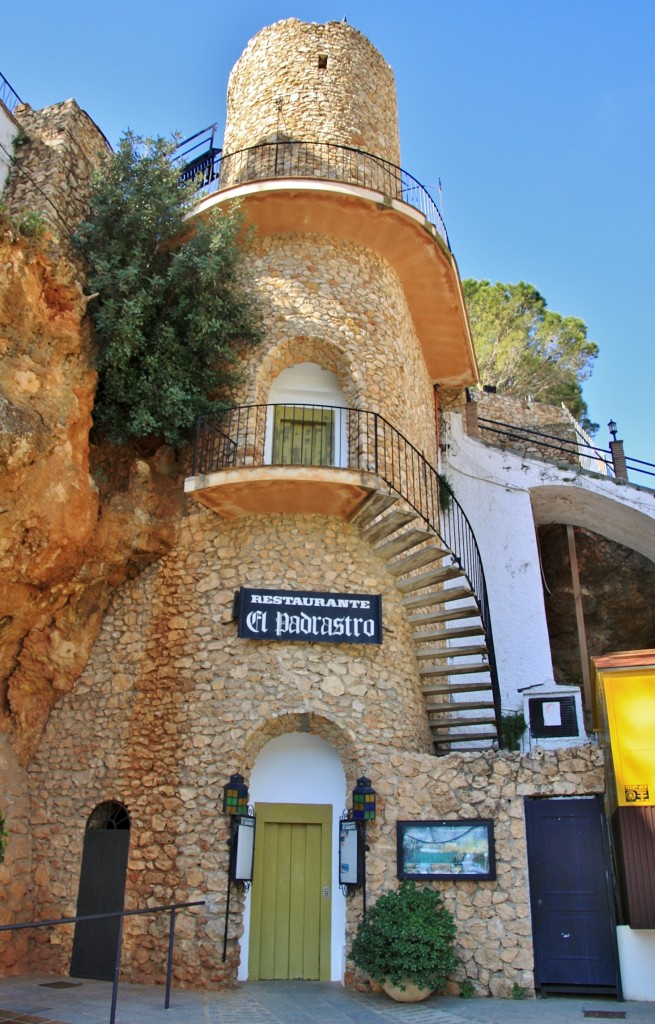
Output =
[
  {"x1": 70, "y1": 804, "x2": 130, "y2": 981},
  {"x1": 524, "y1": 796, "x2": 620, "y2": 995}
]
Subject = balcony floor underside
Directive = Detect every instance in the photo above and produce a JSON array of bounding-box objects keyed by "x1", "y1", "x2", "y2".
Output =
[{"x1": 184, "y1": 465, "x2": 384, "y2": 519}]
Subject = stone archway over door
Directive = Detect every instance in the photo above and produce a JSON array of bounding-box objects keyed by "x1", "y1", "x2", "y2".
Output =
[{"x1": 70, "y1": 801, "x2": 130, "y2": 981}]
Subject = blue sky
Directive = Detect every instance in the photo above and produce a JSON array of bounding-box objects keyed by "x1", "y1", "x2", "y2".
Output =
[{"x1": 3, "y1": 1, "x2": 654, "y2": 468}]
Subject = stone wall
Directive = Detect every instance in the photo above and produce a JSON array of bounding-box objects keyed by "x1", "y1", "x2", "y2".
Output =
[
  {"x1": 235, "y1": 232, "x2": 438, "y2": 464},
  {"x1": 467, "y1": 390, "x2": 583, "y2": 467},
  {"x1": 223, "y1": 19, "x2": 400, "y2": 165},
  {"x1": 0, "y1": 736, "x2": 32, "y2": 974},
  {"x1": 25, "y1": 504, "x2": 435, "y2": 984},
  {"x1": 4, "y1": 100, "x2": 110, "y2": 247}
]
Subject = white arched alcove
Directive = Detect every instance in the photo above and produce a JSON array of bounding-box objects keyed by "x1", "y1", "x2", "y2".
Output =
[
  {"x1": 265, "y1": 362, "x2": 348, "y2": 467},
  {"x1": 237, "y1": 732, "x2": 347, "y2": 982}
]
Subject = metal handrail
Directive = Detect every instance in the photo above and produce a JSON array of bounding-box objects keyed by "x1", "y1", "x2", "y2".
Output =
[
  {"x1": 0, "y1": 899, "x2": 205, "y2": 1024},
  {"x1": 477, "y1": 415, "x2": 655, "y2": 484},
  {"x1": 183, "y1": 139, "x2": 449, "y2": 248},
  {"x1": 0, "y1": 71, "x2": 22, "y2": 115},
  {"x1": 192, "y1": 404, "x2": 502, "y2": 737}
]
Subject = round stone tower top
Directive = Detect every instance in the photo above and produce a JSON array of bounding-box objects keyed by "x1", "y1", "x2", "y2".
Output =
[{"x1": 223, "y1": 18, "x2": 400, "y2": 165}]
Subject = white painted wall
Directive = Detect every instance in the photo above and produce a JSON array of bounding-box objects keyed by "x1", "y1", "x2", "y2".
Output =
[
  {"x1": 0, "y1": 104, "x2": 18, "y2": 194},
  {"x1": 441, "y1": 411, "x2": 655, "y2": 715},
  {"x1": 617, "y1": 926, "x2": 655, "y2": 1000},
  {"x1": 237, "y1": 732, "x2": 347, "y2": 982}
]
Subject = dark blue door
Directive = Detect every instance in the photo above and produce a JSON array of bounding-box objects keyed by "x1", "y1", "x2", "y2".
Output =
[{"x1": 524, "y1": 796, "x2": 620, "y2": 995}]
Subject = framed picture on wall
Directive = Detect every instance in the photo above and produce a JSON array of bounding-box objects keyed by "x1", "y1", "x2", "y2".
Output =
[{"x1": 397, "y1": 819, "x2": 496, "y2": 881}]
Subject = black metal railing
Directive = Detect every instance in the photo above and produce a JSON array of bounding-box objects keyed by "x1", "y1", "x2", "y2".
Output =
[
  {"x1": 192, "y1": 404, "x2": 501, "y2": 735},
  {"x1": 477, "y1": 416, "x2": 655, "y2": 484},
  {"x1": 0, "y1": 71, "x2": 22, "y2": 115},
  {"x1": 0, "y1": 900, "x2": 205, "y2": 1024},
  {"x1": 183, "y1": 139, "x2": 449, "y2": 248}
]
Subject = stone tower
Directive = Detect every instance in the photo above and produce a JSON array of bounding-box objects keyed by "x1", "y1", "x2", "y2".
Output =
[{"x1": 21, "y1": 18, "x2": 599, "y2": 999}]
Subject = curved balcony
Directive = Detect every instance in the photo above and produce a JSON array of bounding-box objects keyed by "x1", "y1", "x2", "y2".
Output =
[
  {"x1": 186, "y1": 405, "x2": 493, "y2": 636},
  {"x1": 183, "y1": 142, "x2": 478, "y2": 387},
  {"x1": 184, "y1": 139, "x2": 449, "y2": 247}
]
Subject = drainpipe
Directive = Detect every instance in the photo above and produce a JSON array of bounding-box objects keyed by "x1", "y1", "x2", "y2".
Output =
[{"x1": 433, "y1": 384, "x2": 440, "y2": 457}]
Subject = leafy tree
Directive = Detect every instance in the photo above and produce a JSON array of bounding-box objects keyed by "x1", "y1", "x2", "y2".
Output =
[
  {"x1": 74, "y1": 132, "x2": 262, "y2": 446},
  {"x1": 462, "y1": 279, "x2": 598, "y2": 430}
]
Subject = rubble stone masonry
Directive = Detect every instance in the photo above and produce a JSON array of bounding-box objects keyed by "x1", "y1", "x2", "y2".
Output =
[
  {"x1": 25, "y1": 500, "x2": 605, "y2": 994},
  {"x1": 223, "y1": 19, "x2": 400, "y2": 164}
]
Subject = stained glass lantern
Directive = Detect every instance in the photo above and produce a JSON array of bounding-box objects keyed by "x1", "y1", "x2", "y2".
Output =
[
  {"x1": 352, "y1": 776, "x2": 376, "y2": 821},
  {"x1": 222, "y1": 772, "x2": 249, "y2": 816}
]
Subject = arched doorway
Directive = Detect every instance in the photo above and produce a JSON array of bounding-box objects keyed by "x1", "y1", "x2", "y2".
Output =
[
  {"x1": 70, "y1": 800, "x2": 130, "y2": 981},
  {"x1": 266, "y1": 363, "x2": 348, "y2": 468},
  {"x1": 238, "y1": 733, "x2": 346, "y2": 981}
]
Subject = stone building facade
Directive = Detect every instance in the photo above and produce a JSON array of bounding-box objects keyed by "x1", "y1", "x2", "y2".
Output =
[{"x1": 5, "y1": 16, "x2": 649, "y2": 1001}]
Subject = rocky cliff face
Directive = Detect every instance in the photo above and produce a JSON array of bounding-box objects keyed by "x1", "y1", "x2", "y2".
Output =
[
  {"x1": 0, "y1": 218, "x2": 184, "y2": 762},
  {"x1": 539, "y1": 523, "x2": 655, "y2": 682}
]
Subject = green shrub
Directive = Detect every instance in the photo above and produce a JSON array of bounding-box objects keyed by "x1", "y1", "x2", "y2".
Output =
[
  {"x1": 350, "y1": 881, "x2": 459, "y2": 992},
  {"x1": 0, "y1": 810, "x2": 8, "y2": 863}
]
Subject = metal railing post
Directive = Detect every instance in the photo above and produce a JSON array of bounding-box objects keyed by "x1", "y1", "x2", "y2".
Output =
[
  {"x1": 109, "y1": 912, "x2": 124, "y2": 1024},
  {"x1": 165, "y1": 907, "x2": 176, "y2": 1009}
]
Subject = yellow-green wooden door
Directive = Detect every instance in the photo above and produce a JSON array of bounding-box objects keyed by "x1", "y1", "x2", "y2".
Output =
[
  {"x1": 248, "y1": 804, "x2": 332, "y2": 981},
  {"x1": 272, "y1": 406, "x2": 335, "y2": 466}
]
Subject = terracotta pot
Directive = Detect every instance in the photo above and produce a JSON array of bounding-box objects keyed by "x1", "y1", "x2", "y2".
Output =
[{"x1": 382, "y1": 979, "x2": 433, "y2": 1002}]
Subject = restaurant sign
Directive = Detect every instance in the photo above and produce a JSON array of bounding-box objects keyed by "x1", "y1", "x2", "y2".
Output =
[{"x1": 236, "y1": 587, "x2": 382, "y2": 645}]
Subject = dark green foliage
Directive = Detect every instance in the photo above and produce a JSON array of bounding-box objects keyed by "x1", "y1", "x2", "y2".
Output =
[
  {"x1": 74, "y1": 132, "x2": 262, "y2": 446},
  {"x1": 350, "y1": 881, "x2": 459, "y2": 992},
  {"x1": 501, "y1": 711, "x2": 527, "y2": 751},
  {"x1": 463, "y1": 279, "x2": 598, "y2": 432}
]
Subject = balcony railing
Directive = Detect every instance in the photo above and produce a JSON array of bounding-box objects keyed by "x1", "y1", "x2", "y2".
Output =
[
  {"x1": 0, "y1": 71, "x2": 22, "y2": 115},
  {"x1": 192, "y1": 403, "x2": 500, "y2": 715},
  {"x1": 182, "y1": 139, "x2": 449, "y2": 248}
]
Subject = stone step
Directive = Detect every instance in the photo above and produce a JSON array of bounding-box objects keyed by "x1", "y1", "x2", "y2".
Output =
[
  {"x1": 350, "y1": 490, "x2": 398, "y2": 529},
  {"x1": 413, "y1": 624, "x2": 485, "y2": 644},
  {"x1": 432, "y1": 731, "x2": 499, "y2": 745},
  {"x1": 419, "y1": 662, "x2": 490, "y2": 678},
  {"x1": 402, "y1": 586, "x2": 474, "y2": 611},
  {"x1": 386, "y1": 543, "x2": 452, "y2": 576},
  {"x1": 361, "y1": 508, "x2": 417, "y2": 544},
  {"x1": 375, "y1": 528, "x2": 432, "y2": 561},
  {"x1": 415, "y1": 643, "x2": 489, "y2": 661},
  {"x1": 422, "y1": 680, "x2": 495, "y2": 698},
  {"x1": 408, "y1": 604, "x2": 480, "y2": 628},
  {"x1": 426, "y1": 700, "x2": 495, "y2": 714},
  {"x1": 396, "y1": 565, "x2": 464, "y2": 595},
  {"x1": 429, "y1": 716, "x2": 498, "y2": 729}
]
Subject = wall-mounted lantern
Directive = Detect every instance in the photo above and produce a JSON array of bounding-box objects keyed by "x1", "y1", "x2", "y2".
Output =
[
  {"x1": 221, "y1": 772, "x2": 255, "y2": 962},
  {"x1": 608, "y1": 419, "x2": 618, "y2": 441},
  {"x1": 339, "y1": 776, "x2": 376, "y2": 919}
]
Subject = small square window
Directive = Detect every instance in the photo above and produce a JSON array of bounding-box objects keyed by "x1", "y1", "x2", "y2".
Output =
[
  {"x1": 529, "y1": 696, "x2": 579, "y2": 738},
  {"x1": 318, "y1": 54, "x2": 328, "y2": 69}
]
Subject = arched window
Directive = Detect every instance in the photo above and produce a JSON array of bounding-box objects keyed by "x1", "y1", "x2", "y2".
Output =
[{"x1": 266, "y1": 363, "x2": 347, "y2": 468}]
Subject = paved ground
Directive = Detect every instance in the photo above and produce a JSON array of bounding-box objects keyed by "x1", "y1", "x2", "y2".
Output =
[{"x1": 0, "y1": 976, "x2": 650, "y2": 1024}]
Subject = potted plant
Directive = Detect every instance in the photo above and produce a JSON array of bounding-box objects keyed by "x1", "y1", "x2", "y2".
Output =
[{"x1": 350, "y1": 880, "x2": 458, "y2": 1002}]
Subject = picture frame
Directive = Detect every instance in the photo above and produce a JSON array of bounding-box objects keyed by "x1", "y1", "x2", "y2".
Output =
[{"x1": 396, "y1": 819, "x2": 496, "y2": 881}]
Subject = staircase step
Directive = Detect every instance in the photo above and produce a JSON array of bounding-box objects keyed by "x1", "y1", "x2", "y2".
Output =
[
  {"x1": 420, "y1": 662, "x2": 489, "y2": 678},
  {"x1": 350, "y1": 491, "x2": 398, "y2": 529},
  {"x1": 432, "y1": 731, "x2": 499, "y2": 745},
  {"x1": 408, "y1": 604, "x2": 480, "y2": 628},
  {"x1": 376, "y1": 528, "x2": 434, "y2": 562},
  {"x1": 361, "y1": 508, "x2": 417, "y2": 544},
  {"x1": 415, "y1": 644, "x2": 489, "y2": 661},
  {"x1": 429, "y1": 716, "x2": 498, "y2": 729},
  {"x1": 426, "y1": 700, "x2": 495, "y2": 714},
  {"x1": 396, "y1": 565, "x2": 464, "y2": 594},
  {"x1": 422, "y1": 680, "x2": 495, "y2": 697},
  {"x1": 414, "y1": 624, "x2": 485, "y2": 644},
  {"x1": 387, "y1": 543, "x2": 452, "y2": 576},
  {"x1": 402, "y1": 586, "x2": 474, "y2": 611}
]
